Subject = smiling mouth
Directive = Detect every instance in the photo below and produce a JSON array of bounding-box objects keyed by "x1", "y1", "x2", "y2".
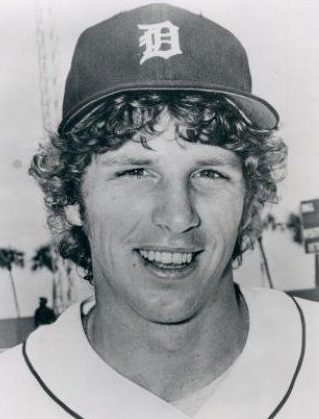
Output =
[{"x1": 137, "y1": 249, "x2": 199, "y2": 271}]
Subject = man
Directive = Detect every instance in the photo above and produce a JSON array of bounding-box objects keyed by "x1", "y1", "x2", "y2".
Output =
[
  {"x1": 34, "y1": 297, "x2": 56, "y2": 328},
  {"x1": 0, "y1": 3, "x2": 318, "y2": 418}
]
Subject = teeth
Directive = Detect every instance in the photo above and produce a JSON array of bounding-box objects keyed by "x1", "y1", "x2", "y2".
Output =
[
  {"x1": 162, "y1": 252, "x2": 173, "y2": 264},
  {"x1": 173, "y1": 253, "x2": 183, "y2": 264},
  {"x1": 139, "y1": 250, "x2": 194, "y2": 265}
]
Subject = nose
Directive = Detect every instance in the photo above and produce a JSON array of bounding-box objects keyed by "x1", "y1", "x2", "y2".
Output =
[{"x1": 151, "y1": 180, "x2": 201, "y2": 235}]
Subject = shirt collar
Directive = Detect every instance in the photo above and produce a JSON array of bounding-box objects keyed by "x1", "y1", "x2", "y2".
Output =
[
  {"x1": 25, "y1": 288, "x2": 303, "y2": 419},
  {"x1": 25, "y1": 297, "x2": 188, "y2": 419},
  {"x1": 196, "y1": 287, "x2": 303, "y2": 418}
]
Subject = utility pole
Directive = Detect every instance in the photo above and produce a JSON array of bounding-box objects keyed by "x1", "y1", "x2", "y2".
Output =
[
  {"x1": 316, "y1": 254, "x2": 319, "y2": 287},
  {"x1": 34, "y1": 2, "x2": 62, "y2": 136},
  {"x1": 34, "y1": 3, "x2": 66, "y2": 312}
]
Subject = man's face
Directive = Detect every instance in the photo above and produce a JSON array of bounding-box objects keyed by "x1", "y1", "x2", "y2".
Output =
[{"x1": 78, "y1": 114, "x2": 246, "y2": 324}]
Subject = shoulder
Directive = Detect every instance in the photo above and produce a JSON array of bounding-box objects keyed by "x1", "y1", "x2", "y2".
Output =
[
  {"x1": 0, "y1": 343, "x2": 24, "y2": 376},
  {"x1": 0, "y1": 343, "x2": 62, "y2": 417},
  {"x1": 0, "y1": 301, "x2": 87, "y2": 418},
  {"x1": 294, "y1": 294, "x2": 319, "y2": 319},
  {"x1": 238, "y1": 286, "x2": 319, "y2": 417},
  {"x1": 239, "y1": 286, "x2": 319, "y2": 379},
  {"x1": 241, "y1": 285, "x2": 319, "y2": 341},
  {"x1": 241, "y1": 285, "x2": 319, "y2": 316},
  {"x1": 292, "y1": 295, "x2": 319, "y2": 364}
]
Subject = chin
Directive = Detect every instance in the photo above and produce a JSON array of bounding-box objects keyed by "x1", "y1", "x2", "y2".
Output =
[{"x1": 135, "y1": 299, "x2": 199, "y2": 325}]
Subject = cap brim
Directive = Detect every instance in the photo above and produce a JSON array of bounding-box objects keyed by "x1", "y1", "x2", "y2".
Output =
[{"x1": 59, "y1": 83, "x2": 279, "y2": 133}]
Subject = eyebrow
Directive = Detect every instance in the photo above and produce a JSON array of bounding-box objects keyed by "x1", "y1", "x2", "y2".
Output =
[
  {"x1": 99, "y1": 154, "x2": 240, "y2": 168},
  {"x1": 100, "y1": 157, "x2": 153, "y2": 166},
  {"x1": 194, "y1": 157, "x2": 240, "y2": 167}
]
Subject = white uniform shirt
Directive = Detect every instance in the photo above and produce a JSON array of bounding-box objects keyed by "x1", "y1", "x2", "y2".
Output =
[{"x1": 0, "y1": 287, "x2": 318, "y2": 418}]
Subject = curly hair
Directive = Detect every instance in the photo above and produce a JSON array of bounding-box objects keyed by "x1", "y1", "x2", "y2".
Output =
[{"x1": 29, "y1": 91, "x2": 287, "y2": 281}]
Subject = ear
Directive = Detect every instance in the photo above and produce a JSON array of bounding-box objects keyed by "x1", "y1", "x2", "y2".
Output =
[{"x1": 64, "y1": 204, "x2": 84, "y2": 226}]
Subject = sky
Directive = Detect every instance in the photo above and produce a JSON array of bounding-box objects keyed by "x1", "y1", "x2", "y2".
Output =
[{"x1": 0, "y1": 0, "x2": 318, "y2": 317}]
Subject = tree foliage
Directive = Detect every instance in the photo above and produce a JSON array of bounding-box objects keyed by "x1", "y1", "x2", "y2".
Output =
[
  {"x1": 262, "y1": 212, "x2": 302, "y2": 245},
  {"x1": 0, "y1": 248, "x2": 25, "y2": 318},
  {"x1": 0, "y1": 248, "x2": 24, "y2": 271},
  {"x1": 31, "y1": 244, "x2": 58, "y2": 273}
]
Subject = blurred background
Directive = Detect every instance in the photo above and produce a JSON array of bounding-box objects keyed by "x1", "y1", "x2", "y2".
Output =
[{"x1": 0, "y1": 0, "x2": 318, "y2": 347}]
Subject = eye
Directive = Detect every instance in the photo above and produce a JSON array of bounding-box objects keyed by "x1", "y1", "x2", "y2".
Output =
[
  {"x1": 116, "y1": 168, "x2": 149, "y2": 179},
  {"x1": 192, "y1": 169, "x2": 224, "y2": 180}
]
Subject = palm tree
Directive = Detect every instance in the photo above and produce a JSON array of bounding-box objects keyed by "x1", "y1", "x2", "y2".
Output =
[
  {"x1": 61, "y1": 258, "x2": 75, "y2": 304},
  {"x1": 0, "y1": 248, "x2": 25, "y2": 317},
  {"x1": 257, "y1": 235, "x2": 274, "y2": 288},
  {"x1": 31, "y1": 244, "x2": 59, "y2": 312},
  {"x1": 31, "y1": 244, "x2": 76, "y2": 314},
  {"x1": 31, "y1": 244, "x2": 58, "y2": 274},
  {"x1": 257, "y1": 213, "x2": 279, "y2": 289}
]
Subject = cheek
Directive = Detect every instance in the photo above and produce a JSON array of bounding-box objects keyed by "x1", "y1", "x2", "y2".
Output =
[
  {"x1": 83, "y1": 190, "x2": 150, "y2": 249},
  {"x1": 200, "y1": 190, "x2": 245, "y2": 240}
]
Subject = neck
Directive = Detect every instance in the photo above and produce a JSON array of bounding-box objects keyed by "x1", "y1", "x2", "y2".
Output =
[{"x1": 85, "y1": 270, "x2": 248, "y2": 401}]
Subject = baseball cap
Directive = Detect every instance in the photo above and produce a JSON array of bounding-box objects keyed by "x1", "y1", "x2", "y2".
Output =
[{"x1": 59, "y1": 3, "x2": 279, "y2": 133}]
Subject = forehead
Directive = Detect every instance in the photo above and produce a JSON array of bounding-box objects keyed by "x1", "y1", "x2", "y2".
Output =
[{"x1": 95, "y1": 116, "x2": 242, "y2": 170}]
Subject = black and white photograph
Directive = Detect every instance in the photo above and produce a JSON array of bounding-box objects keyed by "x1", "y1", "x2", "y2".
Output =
[{"x1": 0, "y1": 1, "x2": 318, "y2": 417}]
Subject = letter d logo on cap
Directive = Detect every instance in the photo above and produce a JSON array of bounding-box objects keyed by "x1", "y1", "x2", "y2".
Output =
[{"x1": 138, "y1": 21, "x2": 182, "y2": 64}]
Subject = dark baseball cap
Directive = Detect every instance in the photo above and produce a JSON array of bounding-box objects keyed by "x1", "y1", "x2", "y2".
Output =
[{"x1": 59, "y1": 3, "x2": 279, "y2": 133}]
